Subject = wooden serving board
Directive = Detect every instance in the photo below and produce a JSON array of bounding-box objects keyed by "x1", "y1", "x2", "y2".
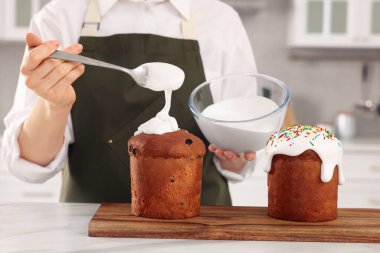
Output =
[{"x1": 88, "y1": 203, "x2": 380, "y2": 243}]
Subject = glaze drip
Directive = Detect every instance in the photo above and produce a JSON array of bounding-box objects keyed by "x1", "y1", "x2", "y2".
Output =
[{"x1": 264, "y1": 125, "x2": 345, "y2": 185}]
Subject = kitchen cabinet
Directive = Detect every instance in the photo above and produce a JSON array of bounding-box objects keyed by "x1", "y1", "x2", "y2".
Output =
[
  {"x1": 288, "y1": 0, "x2": 380, "y2": 48},
  {"x1": 338, "y1": 150, "x2": 380, "y2": 208},
  {"x1": 229, "y1": 141, "x2": 380, "y2": 208},
  {"x1": 0, "y1": 0, "x2": 51, "y2": 41}
]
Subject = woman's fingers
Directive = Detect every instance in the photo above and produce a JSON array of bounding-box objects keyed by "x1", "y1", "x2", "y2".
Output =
[
  {"x1": 208, "y1": 144, "x2": 256, "y2": 161},
  {"x1": 209, "y1": 146, "x2": 240, "y2": 161},
  {"x1": 22, "y1": 34, "x2": 59, "y2": 73},
  {"x1": 38, "y1": 61, "x2": 82, "y2": 93},
  {"x1": 209, "y1": 144, "x2": 227, "y2": 160},
  {"x1": 29, "y1": 59, "x2": 62, "y2": 81},
  {"x1": 24, "y1": 36, "x2": 83, "y2": 83},
  {"x1": 33, "y1": 43, "x2": 83, "y2": 80},
  {"x1": 208, "y1": 144, "x2": 252, "y2": 173},
  {"x1": 208, "y1": 144, "x2": 217, "y2": 152},
  {"x1": 20, "y1": 33, "x2": 85, "y2": 109},
  {"x1": 49, "y1": 64, "x2": 85, "y2": 101},
  {"x1": 244, "y1": 152, "x2": 256, "y2": 161},
  {"x1": 63, "y1": 43, "x2": 83, "y2": 54},
  {"x1": 224, "y1": 150, "x2": 239, "y2": 160},
  {"x1": 38, "y1": 44, "x2": 83, "y2": 92},
  {"x1": 215, "y1": 148, "x2": 226, "y2": 160},
  {"x1": 25, "y1": 32, "x2": 43, "y2": 47}
]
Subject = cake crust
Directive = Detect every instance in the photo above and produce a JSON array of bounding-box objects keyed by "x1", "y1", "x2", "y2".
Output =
[
  {"x1": 130, "y1": 157, "x2": 203, "y2": 219},
  {"x1": 268, "y1": 150, "x2": 338, "y2": 222}
]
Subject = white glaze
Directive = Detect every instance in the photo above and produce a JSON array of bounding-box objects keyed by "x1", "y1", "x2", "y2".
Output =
[
  {"x1": 264, "y1": 125, "x2": 345, "y2": 185},
  {"x1": 142, "y1": 62, "x2": 185, "y2": 92},
  {"x1": 196, "y1": 96, "x2": 280, "y2": 152},
  {"x1": 135, "y1": 63, "x2": 185, "y2": 135},
  {"x1": 202, "y1": 96, "x2": 278, "y2": 122},
  {"x1": 135, "y1": 90, "x2": 179, "y2": 135}
]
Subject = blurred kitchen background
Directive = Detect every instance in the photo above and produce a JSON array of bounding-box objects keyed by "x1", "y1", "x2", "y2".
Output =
[{"x1": 0, "y1": 0, "x2": 379, "y2": 207}]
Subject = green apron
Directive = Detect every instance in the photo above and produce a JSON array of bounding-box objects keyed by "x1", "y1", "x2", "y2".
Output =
[{"x1": 60, "y1": 1, "x2": 231, "y2": 206}]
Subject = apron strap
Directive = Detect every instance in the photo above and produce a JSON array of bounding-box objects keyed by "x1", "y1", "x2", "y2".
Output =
[
  {"x1": 80, "y1": 0, "x2": 197, "y2": 40},
  {"x1": 181, "y1": 10, "x2": 197, "y2": 40},
  {"x1": 80, "y1": 0, "x2": 101, "y2": 36}
]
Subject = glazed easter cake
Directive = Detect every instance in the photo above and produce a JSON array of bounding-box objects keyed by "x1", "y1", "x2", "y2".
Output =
[{"x1": 264, "y1": 125, "x2": 345, "y2": 222}]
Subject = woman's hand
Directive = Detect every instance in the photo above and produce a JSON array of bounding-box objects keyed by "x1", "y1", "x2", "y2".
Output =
[
  {"x1": 209, "y1": 144, "x2": 256, "y2": 174},
  {"x1": 21, "y1": 33, "x2": 85, "y2": 111},
  {"x1": 18, "y1": 33, "x2": 85, "y2": 166}
]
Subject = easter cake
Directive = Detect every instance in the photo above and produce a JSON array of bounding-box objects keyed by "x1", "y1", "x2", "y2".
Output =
[
  {"x1": 128, "y1": 129, "x2": 206, "y2": 219},
  {"x1": 264, "y1": 125, "x2": 345, "y2": 222}
]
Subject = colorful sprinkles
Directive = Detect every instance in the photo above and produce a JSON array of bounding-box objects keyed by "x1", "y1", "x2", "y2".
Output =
[{"x1": 267, "y1": 124, "x2": 341, "y2": 148}]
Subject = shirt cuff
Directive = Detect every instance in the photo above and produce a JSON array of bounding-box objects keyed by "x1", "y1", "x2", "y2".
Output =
[
  {"x1": 2, "y1": 117, "x2": 69, "y2": 184},
  {"x1": 213, "y1": 155, "x2": 256, "y2": 183}
]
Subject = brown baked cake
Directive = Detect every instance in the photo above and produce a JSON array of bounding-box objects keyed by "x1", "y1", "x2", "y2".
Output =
[
  {"x1": 264, "y1": 125, "x2": 344, "y2": 222},
  {"x1": 128, "y1": 129, "x2": 206, "y2": 219}
]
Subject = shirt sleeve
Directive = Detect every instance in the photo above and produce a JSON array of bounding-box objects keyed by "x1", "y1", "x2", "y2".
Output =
[
  {"x1": 212, "y1": 11, "x2": 259, "y2": 182},
  {"x1": 1, "y1": 16, "x2": 74, "y2": 184}
]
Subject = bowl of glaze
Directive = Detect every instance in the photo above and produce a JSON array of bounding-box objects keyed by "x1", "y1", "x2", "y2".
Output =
[{"x1": 188, "y1": 73, "x2": 290, "y2": 153}]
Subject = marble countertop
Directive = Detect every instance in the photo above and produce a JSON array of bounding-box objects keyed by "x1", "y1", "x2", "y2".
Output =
[{"x1": 0, "y1": 203, "x2": 379, "y2": 253}]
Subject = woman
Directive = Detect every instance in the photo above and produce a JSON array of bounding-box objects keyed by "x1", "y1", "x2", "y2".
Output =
[{"x1": 2, "y1": 0, "x2": 257, "y2": 205}]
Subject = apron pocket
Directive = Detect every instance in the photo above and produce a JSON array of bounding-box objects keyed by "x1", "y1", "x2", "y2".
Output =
[{"x1": 105, "y1": 97, "x2": 164, "y2": 167}]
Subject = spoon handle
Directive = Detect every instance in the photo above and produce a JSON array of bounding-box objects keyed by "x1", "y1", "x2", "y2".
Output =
[
  {"x1": 28, "y1": 47, "x2": 132, "y2": 75},
  {"x1": 51, "y1": 50, "x2": 132, "y2": 74}
]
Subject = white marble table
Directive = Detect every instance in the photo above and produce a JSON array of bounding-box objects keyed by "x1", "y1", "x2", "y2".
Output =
[{"x1": 0, "y1": 203, "x2": 379, "y2": 253}]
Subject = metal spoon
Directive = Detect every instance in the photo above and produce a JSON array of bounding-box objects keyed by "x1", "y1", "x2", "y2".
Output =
[{"x1": 30, "y1": 48, "x2": 148, "y2": 87}]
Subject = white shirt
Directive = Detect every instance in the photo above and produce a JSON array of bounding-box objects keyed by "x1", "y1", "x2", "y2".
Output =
[{"x1": 1, "y1": 0, "x2": 257, "y2": 184}]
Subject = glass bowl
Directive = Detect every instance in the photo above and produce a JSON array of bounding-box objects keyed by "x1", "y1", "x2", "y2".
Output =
[{"x1": 188, "y1": 73, "x2": 290, "y2": 153}]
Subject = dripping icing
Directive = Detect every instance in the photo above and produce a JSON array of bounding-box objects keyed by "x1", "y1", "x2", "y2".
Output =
[{"x1": 264, "y1": 125, "x2": 345, "y2": 185}]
